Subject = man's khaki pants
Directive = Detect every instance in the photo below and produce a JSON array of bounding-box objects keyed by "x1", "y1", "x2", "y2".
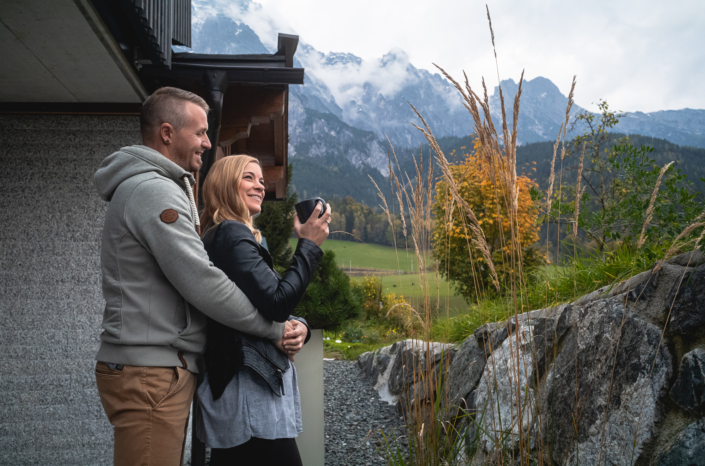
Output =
[{"x1": 95, "y1": 362, "x2": 197, "y2": 466}]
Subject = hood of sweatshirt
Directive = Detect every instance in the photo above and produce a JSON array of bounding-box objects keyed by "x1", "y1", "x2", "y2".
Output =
[{"x1": 94, "y1": 145, "x2": 196, "y2": 202}]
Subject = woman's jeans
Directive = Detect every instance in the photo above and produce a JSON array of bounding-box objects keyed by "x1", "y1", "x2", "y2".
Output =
[{"x1": 210, "y1": 437, "x2": 303, "y2": 466}]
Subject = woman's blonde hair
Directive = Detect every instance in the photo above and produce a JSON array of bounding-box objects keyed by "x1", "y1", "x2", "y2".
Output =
[{"x1": 200, "y1": 154, "x2": 262, "y2": 241}]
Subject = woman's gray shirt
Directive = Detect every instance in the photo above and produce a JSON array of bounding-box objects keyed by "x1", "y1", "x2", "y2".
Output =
[
  {"x1": 194, "y1": 222, "x2": 323, "y2": 448},
  {"x1": 195, "y1": 363, "x2": 302, "y2": 448}
]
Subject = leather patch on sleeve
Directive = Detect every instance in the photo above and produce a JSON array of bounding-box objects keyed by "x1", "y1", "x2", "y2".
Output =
[{"x1": 160, "y1": 209, "x2": 179, "y2": 224}]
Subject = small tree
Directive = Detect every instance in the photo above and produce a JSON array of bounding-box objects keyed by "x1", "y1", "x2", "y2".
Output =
[
  {"x1": 563, "y1": 143, "x2": 702, "y2": 255},
  {"x1": 256, "y1": 163, "x2": 297, "y2": 268},
  {"x1": 294, "y1": 250, "x2": 363, "y2": 331},
  {"x1": 551, "y1": 101, "x2": 703, "y2": 254},
  {"x1": 432, "y1": 141, "x2": 543, "y2": 301}
]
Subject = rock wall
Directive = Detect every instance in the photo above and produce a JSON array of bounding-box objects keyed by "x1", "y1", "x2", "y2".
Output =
[
  {"x1": 359, "y1": 250, "x2": 705, "y2": 465},
  {"x1": 0, "y1": 115, "x2": 141, "y2": 464}
]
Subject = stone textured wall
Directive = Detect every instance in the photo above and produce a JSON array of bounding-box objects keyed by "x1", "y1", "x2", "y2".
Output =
[{"x1": 0, "y1": 114, "x2": 141, "y2": 464}]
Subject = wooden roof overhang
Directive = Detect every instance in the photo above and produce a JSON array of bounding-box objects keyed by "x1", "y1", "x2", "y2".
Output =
[
  {"x1": 0, "y1": 1, "x2": 302, "y2": 201},
  {"x1": 139, "y1": 34, "x2": 303, "y2": 201}
]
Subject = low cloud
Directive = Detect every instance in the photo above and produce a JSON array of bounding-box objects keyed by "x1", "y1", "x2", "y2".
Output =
[
  {"x1": 249, "y1": 0, "x2": 705, "y2": 114},
  {"x1": 299, "y1": 47, "x2": 420, "y2": 109},
  {"x1": 192, "y1": 0, "x2": 441, "y2": 112}
]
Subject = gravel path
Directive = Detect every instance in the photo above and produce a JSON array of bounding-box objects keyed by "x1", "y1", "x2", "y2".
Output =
[{"x1": 324, "y1": 360, "x2": 405, "y2": 466}]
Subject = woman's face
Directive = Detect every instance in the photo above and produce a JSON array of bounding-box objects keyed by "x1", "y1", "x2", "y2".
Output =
[{"x1": 239, "y1": 162, "x2": 265, "y2": 216}]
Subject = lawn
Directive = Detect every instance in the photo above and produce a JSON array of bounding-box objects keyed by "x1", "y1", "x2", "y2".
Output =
[
  {"x1": 288, "y1": 238, "x2": 427, "y2": 272},
  {"x1": 351, "y1": 272, "x2": 468, "y2": 316},
  {"x1": 289, "y1": 238, "x2": 468, "y2": 313}
]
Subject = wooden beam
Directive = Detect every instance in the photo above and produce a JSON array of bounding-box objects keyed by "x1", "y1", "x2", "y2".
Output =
[
  {"x1": 215, "y1": 146, "x2": 226, "y2": 163},
  {"x1": 219, "y1": 123, "x2": 250, "y2": 147},
  {"x1": 273, "y1": 114, "x2": 284, "y2": 166},
  {"x1": 262, "y1": 166, "x2": 285, "y2": 182},
  {"x1": 261, "y1": 166, "x2": 286, "y2": 199},
  {"x1": 221, "y1": 88, "x2": 285, "y2": 120},
  {"x1": 234, "y1": 138, "x2": 246, "y2": 154},
  {"x1": 276, "y1": 177, "x2": 285, "y2": 199}
]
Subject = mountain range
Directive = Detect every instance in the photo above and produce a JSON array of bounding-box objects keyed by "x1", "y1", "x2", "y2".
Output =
[{"x1": 184, "y1": 0, "x2": 705, "y2": 204}]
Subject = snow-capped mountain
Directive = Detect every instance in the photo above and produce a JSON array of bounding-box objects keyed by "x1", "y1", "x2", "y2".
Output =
[
  {"x1": 490, "y1": 78, "x2": 705, "y2": 147},
  {"x1": 185, "y1": 0, "x2": 705, "y2": 178}
]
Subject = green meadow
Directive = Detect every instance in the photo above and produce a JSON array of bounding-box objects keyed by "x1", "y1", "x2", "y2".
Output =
[
  {"x1": 289, "y1": 238, "x2": 421, "y2": 271},
  {"x1": 289, "y1": 238, "x2": 468, "y2": 313}
]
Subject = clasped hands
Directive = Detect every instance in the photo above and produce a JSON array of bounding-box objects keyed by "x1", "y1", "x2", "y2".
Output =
[{"x1": 276, "y1": 320, "x2": 306, "y2": 362}]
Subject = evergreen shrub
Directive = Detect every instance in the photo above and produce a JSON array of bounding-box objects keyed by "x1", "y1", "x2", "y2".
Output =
[{"x1": 294, "y1": 250, "x2": 363, "y2": 331}]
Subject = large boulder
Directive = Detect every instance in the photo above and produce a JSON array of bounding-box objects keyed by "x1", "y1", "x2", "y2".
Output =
[
  {"x1": 472, "y1": 321, "x2": 540, "y2": 453},
  {"x1": 473, "y1": 321, "x2": 512, "y2": 353},
  {"x1": 658, "y1": 418, "x2": 705, "y2": 466},
  {"x1": 356, "y1": 251, "x2": 705, "y2": 465},
  {"x1": 670, "y1": 348, "x2": 705, "y2": 414},
  {"x1": 667, "y1": 250, "x2": 705, "y2": 268},
  {"x1": 543, "y1": 296, "x2": 673, "y2": 465},
  {"x1": 387, "y1": 340, "x2": 455, "y2": 396},
  {"x1": 627, "y1": 262, "x2": 693, "y2": 327},
  {"x1": 666, "y1": 263, "x2": 705, "y2": 335},
  {"x1": 358, "y1": 339, "x2": 455, "y2": 408},
  {"x1": 471, "y1": 305, "x2": 571, "y2": 453},
  {"x1": 441, "y1": 335, "x2": 486, "y2": 420}
]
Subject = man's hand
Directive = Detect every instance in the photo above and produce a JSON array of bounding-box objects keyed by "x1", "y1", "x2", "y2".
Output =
[
  {"x1": 281, "y1": 320, "x2": 307, "y2": 362},
  {"x1": 294, "y1": 203, "x2": 331, "y2": 247}
]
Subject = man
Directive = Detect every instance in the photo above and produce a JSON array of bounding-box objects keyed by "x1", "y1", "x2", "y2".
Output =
[{"x1": 93, "y1": 87, "x2": 329, "y2": 465}]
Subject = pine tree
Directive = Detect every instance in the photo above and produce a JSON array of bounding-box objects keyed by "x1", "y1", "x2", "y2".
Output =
[{"x1": 294, "y1": 251, "x2": 363, "y2": 330}]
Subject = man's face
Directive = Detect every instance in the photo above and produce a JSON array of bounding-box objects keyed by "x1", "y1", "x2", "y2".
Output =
[{"x1": 171, "y1": 102, "x2": 211, "y2": 173}]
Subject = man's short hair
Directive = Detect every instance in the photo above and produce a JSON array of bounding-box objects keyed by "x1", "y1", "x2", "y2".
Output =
[{"x1": 140, "y1": 87, "x2": 210, "y2": 140}]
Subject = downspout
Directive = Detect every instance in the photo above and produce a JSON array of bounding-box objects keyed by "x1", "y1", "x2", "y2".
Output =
[{"x1": 199, "y1": 69, "x2": 229, "y2": 204}]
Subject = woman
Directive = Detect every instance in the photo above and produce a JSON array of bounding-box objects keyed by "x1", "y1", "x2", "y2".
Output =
[{"x1": 195, "y1": 155, "x2": 330, "y2": 465}]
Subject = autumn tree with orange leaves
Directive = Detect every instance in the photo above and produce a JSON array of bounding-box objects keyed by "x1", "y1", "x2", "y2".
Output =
[{"x1": 432, "y1": 142, "x2": 544, "y2": 301}]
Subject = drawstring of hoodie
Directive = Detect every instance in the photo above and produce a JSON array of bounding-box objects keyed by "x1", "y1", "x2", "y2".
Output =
[{"x1": 182, "y1": 175, "x2": 201, "y2": 236}]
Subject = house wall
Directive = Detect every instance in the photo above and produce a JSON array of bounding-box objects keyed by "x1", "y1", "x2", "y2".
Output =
[{"x1": 0, "y1": 114, "x2": 140, "y2": 464}]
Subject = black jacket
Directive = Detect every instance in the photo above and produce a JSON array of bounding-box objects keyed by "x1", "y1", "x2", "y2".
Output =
[{"x1": 202, "y1": 220, "x2": 323, "y2": 400}]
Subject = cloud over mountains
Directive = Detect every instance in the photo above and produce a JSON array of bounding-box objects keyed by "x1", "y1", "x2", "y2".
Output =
[{"x1": 186, "y1": 0, "x2": 705, "y2": 174}]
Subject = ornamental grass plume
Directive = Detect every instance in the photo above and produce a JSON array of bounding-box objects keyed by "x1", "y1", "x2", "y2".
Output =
[
  {"x1": 572, "y1": 142, "x2": 586, "y2": 239},
  {"x1": 546, "y1": 76, "x2": 576, "y2": 216},
  {"x1": 637, "y1": 161, "x2": 674, "y2": 249},
  {"x1": 371, "y1": 5, "x2": 705, "y2": 463}
]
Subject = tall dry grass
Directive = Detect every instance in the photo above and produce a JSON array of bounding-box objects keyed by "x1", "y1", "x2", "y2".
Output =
[{"x1": 366, "y1": 8, "x2": 705, "y2": 466}]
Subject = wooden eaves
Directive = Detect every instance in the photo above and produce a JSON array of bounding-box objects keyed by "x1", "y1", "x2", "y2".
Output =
[{"x1": 139, "y1": 34, "x2": 304, "y2": 202}]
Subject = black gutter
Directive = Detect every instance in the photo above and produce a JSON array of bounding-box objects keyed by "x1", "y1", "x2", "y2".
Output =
[
  {"x1": 140, "y1": 64, "x2": 305, "y2": 86},
  {"x1": 199, "y1": 70, "x2": 229, "y2": 194},
  {"x1": 172, "y1": 53, "x2": 287, "y2": 63}
]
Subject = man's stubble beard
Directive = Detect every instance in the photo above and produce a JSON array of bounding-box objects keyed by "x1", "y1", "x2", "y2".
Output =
[{"x1": 173, "y1": 143, "x2": 202, "y2": 173}]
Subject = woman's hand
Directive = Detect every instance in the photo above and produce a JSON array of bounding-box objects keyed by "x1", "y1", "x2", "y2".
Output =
[
  {"x1": 294, "y1": 203, "x2": 331, "y2": 247},
  {"x1": 281, "y1": 320, "x2": 307, "y2": 362}
]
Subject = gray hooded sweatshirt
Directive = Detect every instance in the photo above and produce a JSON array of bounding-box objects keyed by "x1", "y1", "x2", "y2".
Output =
[{"x1": 94, "y1": 145, "x2": 284, "y2": 372}]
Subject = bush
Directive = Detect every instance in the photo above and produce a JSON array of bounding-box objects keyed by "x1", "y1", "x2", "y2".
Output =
[
  {"x1": 383, "y1": 293, "x2": 418, "y2": 333},
  {"x1": 341, "y1": 323, "x2": 364, "y2": 342},
  {"x1": 294, "y1": 250, "x2": 363, "y2": 331},
  {"x1": 361, "y1": 328, "x2": 381, "y2": 344},
  {"x1": 359, "y1": 276, "x2": 385, "y2": 320}
]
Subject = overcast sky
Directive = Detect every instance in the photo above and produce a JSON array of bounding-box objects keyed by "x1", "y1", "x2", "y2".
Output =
[{"x1": 249, "y1": 0, "x2": 705, "y2": 113}]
